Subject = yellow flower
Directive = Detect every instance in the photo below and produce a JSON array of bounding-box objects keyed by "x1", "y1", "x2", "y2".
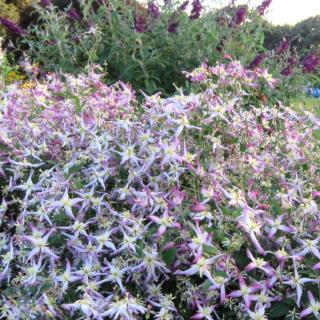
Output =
[{"x1": 20, "y1": 80, "x2": 36, "y2": 90}]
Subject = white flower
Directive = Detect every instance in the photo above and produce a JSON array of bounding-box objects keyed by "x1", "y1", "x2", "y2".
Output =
[{"x1": 101, "y1": 295, "x2": 147, "y2": 320}]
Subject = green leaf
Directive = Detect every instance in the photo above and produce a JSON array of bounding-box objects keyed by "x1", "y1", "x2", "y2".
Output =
[
  {"x1": 269, "y1": 302, "x2": 291, "y2": 318},
  {"x1": 38, "y1": 282, "x2": 52, "y2": 294},
  {"x1": 201, "y1": 279, "x2": 212, "y2": 292},
  {"x1": 270, "y1": 200, "x2": 282, "y2": 216},
  {"x1": 203, "y1": 244, "x2": 219, "y2": 256},
  {"x1": 240, "y1": 143, "x2": 246, "y2": 152},
  {"x1": 162, "y1": 247, "x2": 176, "y2": 266},
  {"x1": 313, "y1": 129, "x2": 320, "y2": 141},
  {"x1": 68, "y1": 164, "x2": 82, "y2": 175},
  {"x1": 46, "y1": 160, "x2": 57, "y2": 166},
  {"x1": 135, "y1": 240, "x2": 144, "y2": 259}
]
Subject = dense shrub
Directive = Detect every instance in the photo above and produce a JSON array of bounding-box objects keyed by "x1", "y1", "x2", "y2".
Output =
[
  {"x1": 0, "y1": 0, "x2": 36, "y2": 37},
  {"x1": 0, "y1": 59, "x2": 319, "y2": 319},
  {"x1": 0, "y1": 1, "x2": 20, "y2": 37},
  {"x1": 263, "y1": 15, "x2": 320, "y2": 54},
  {"x1": 17, "y1": 0, "x2": 318, "y2": 103},
  {"x1": 22, "y1": 0, "x2": 275, "y2": 96}
]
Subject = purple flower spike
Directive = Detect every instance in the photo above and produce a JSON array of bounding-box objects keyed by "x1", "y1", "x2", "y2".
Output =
[
  {"x1": 302, "y1": 52, "x2": 320, "y2": 73},
  {"x1": 40, "y1": 0, "x2": 52, "y2": 7},
  {"x1": 189, "y1": 0, "x2": 202, "y2": 20},
  {"x1": 248, "y1": 54, "x2": 265, "y2": 69},
  {"x1": 280, "y1": 65, "x2": 292, "y2": 76},
  {"x1": 276, "y1": 38, "x2": 289, "y2": 54},
  {"x1": 134, "y1": 16, "x2": 146, "y2": 33},
  {"x1": 0, "y1": 17, "x2": 27, "y2": 36},
  {"x1": 167, "y1": 19, "x2": 179, "y2": 33},
  {"x1": 67, "y1": 8, "x2": 81, "y2": 21},
  {"x1": 179, "y1": 1, "x2": 189, "y2": 11},
  {"x1": 148, "y1": 2, "x2": 160, "y2": 19},
  {"x1": 257, "y1": 0, "x2": 272, "y2": 15},
  {"x1": 234, "y1": 6, "x2": 247, "y2": 26}
]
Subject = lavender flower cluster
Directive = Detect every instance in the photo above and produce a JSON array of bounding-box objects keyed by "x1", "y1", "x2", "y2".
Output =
[{"x1": 0, "y1": 60, "x2": 319, "y2": 320}]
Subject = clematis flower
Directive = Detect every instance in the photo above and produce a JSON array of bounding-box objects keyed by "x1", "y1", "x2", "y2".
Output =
[
  {"x1": 132, "y1": 250, "x2": 170, "y2": 282},
  {"x1": 189, "y1": 200, "x2": 206, "y2": 213},
  {"x1": 92, "y1": 230, "x2": 116, "y2": 252},
  {"x1": 247, "y1": 306, "x2": 267, "y2": 320},
  {"x1": 60, "y1": 219, "x2": 91, "y2": 238},
  {"x1": 170, "y1": 187, "x2": 186, "y2": 206},
  {"x1": 270, "y1": 248, "x2": 292, "y2": 267},
  {"x1": 63, "y1": 293, "x2": 109, "y2": 319},
  {"x1": 160, "y1": 140, "x2": 181, "y2": 166},
  {"x1": 113, "y1": 144, "x2": 141, "y2": 165},
  {"x1": 251, "y1": 283, "x2": 281, "y2": 309},
  {"x1": 227, "y1": 275, "x2": 262, "y2": 309},
  {"x1": 188, "y1": 221, "x2": 212, "y2": 260},
  {"x1": 283, "y1": 260, "x2": 319, "y2": 307},
  {"x1": 221, "y1": 187, "x2": 247, "y2": 207},
  {"x1": 191, "y1": 305, "x2": 215, "y2": 320},
  {"x1": 148, "y1": 294, "x2": 178, "y2": 316},
  {"x1": 23, "y1": 225, "x2": 58, "y2": 260},
  {"x1": 245, "y1": 249, "x2": 275, "y2": 277},
  {"x1": 297, "y1": 237, "x2": 320, "y2": 260},
  {"x1": 49, "y1": 188, "x2": 83, "y2": 220},
  {"x1": 70, "y1": 257, "x2": 101, "y2": 283},
  {"x1": 53, "y1": 260, "x2": 79, "y2": 292},
  {"x1": 113, "y1": 229, "x2": 138, "y2": 254},
  {"x1": 98, "y1": 261, "x2": 128, "y2": 293},
  {"x1": 11, "y1": 171, "x2": 42, "y2": 200},
  {"x1": 27, "y1": 203, "x2": 53, "y2": 226},
  {"x1": 0, "y1": 238, "x2": 14, "y2": 282},
  {"x1": 175, "y1": 255, "x2": 224, "y2": 283},
  {"x1": 300, "y1": 291, "x2": 320, "y2": 318},
  {"x1": 101, "y1": 294, "x2": 147, "y2": 319},
  {"x1": 21, "y1": 258, "x2": 45, "y2": 285},
  {"x1": 258, "y1": 68, "x2": 277, "y2": 88},
  {"x1": 149, "y1": 208, "x2": 181, "y2": 237},
  {"x1": 171, "y1": 115, "x2": 202, "y2": 137},
  {"x1": 208, "y1": 274, "x2": 230, "y2": 304},
  {"x1": 265, "y1": 215, "x2": 295, "y2": 238},
  {"x1": 237, "y1": 207, "x2": 265, "y2": 255}
]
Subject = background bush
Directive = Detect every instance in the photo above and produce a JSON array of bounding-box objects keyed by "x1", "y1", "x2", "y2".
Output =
[
  {"x1": 18, "y1": 0, "x2": 317, "y2": 102},
  {"x1": 22, "y1": 0, "x2": 271, "y2": 96}
]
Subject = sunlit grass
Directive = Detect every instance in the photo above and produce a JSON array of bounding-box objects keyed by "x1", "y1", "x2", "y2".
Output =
[{"x1": 290, "y1": 95, "x2": 320, "y2": 115}]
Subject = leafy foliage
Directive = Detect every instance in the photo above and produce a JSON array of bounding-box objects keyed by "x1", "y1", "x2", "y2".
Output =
[{"x1": 22, "y1": 0, "x2": 273, "y2": 96}]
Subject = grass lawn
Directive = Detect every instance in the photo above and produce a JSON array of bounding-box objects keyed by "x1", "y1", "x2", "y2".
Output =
[{"x1": 291, "y1": 95, "x2": 320, "y2": 115}]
